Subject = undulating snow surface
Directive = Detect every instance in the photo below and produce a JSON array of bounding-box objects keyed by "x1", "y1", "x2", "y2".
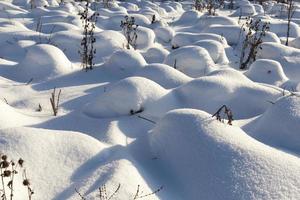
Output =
[{"x1": 0, "y1": 0, "x2": 300, "y2": 200}]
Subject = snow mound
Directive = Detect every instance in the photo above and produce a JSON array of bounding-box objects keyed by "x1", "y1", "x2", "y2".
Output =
[
  {"x1": 154, "y1": 26, "x2": 175, "y2": 43},
  {"x1": 0, "y1": 127, "x2": 157, "y2": 199},
  {"x1": 193, "y1": 39, "x2": 229, "y2": 64},
  {"x1": 138, "y1": 8, "x2": 161, "y2": 22},
  {"x1": 233, "y1": 4, "x2": 256, "y2": 16},
  {"x1": 49, "y1": 30, "x2": 82, "y2": 61},
  {"x1": 40, "y1": 22, "x2": 80, "y2": 34},
  {"x1": 261, "y1": 31, "x2": 281, "y2": 43},
  {"x1": 205, "y1": 25, "x2": 245, "y2": 45},
  {"x1": 142, "y1": 47, "x2": 169, "y2": 64},
  {"x1": 103, "y1": 49, "x2": 147, "y2": 79},
  {"x1": 84, "y1": 77, "x2": 167, "y2": 118},
  {"x1": 150, "y1": 109, "x2": 300, "y2": 200},
  {"x1": 37, "y1": 14, "x2": 81, "y2": 27},
  {"x1": 195, "y1": 15, "x2": 238, "y2": 30},
  {"x1": 174, "y1": 68, "x2": 281, "y2": 119},
  {"x1": 268, "y1": 21, "x2": 300, "y2": 38},
  {"x1": 97, "y1": 8, "x2": 127, "y2": 18},
  {"x1": 134, "y1": 63, "x2": 192, "y2": 89},
  {"x1": 257, "y1": 42, "x2": 300, "y2": 81},
  {"x1": 247, "y1": 95, "x2": 300, "y2": 154},
  {"x1": 119, "y1": 2, "x2": 139, "y2": 12},
  {"x1": 253, "y1": 4, "x2": 264, "y2": 14},
  {"x1": 245, "y1": 59, "x2": 288, "y2": 86},
  {"x1": 0, "y1": 102, "x2": 39, "y2": 129},
  {"x1": 171, "y1": 32, "x2": 227, "y2": 48},
  {"x1": 163, "y1": 45, "x2": 215, "y2": 78},
  {"x1": 51, "y1": 30, "x2": 126, "y2": 63},
  {"x1": 135, "y1": 26, "x2": 155, "y2": 49},
  {"x1": 173, "y1": 10, "x2": 201, "y2": 25},
  {"x1": 99, "y1": 14, "x2": 150, "y2": 31},
  {"x1": 14, "y1": 44, "x2": 74, "y2": 82},
  {"x1": 0, "y1": 127, "x2": 104, "y2": 199},
  {"x1": 94, "y1": 30, "x2": 128, "y2": 61},
  {"x1": 290, "y1": 36, "x2": 300, "y2": 49}
]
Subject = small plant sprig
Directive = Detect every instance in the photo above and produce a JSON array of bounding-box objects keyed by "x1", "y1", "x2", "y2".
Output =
[
  {"x1": 133, "y1": 185, "x2": 163, "y2": 200},
  {"x1": 75, "y1": 184, "x2": 162, "y2": 200},
  {"x1": 78, "y1": 1, "x2": 99, "y2": 71},
  {"x1": 194, "y1": 0, "x2": 205, "y2": 11},
  {"x1": 239, "y1": 17, "x2": 270, "y2": 69},
  {"x1": 212, "y1": 105, "x2": 234, "y2": 125},
  {"x1": 0, "y1": 154, "x2": 33, "y2": 200},
  {"x1": 22, "y1": 170, "x2": 34, "y2": 200},
  {"x1": 206, "y1": 0, "x2": 218, "y2": 15},
  {"x1": 121, "y1": 16, "x2": 138, "y2": 50}
]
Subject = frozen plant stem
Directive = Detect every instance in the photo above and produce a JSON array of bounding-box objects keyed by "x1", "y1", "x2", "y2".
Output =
[
  {"x1": 286, "y1": 0, "x2": 295, "y2": 46},
  {"x1": 0, "y1": 166, "x2": 7, "y2": 200},
  {"x1": 79, "y1": 1, "x2": 98, "y2": 71},
  {"x1": 212, "y1": 105, "x2": 234, "y2": 125},
  {"x1": 121, "y1": 16, "x2": 138, "y2": 50},
  {"x1": 50, "y1": 87, "x2": 61, "y2": 116},
  {"x1": 240, "y1": 17, "x2": 269, "y2": 69}
]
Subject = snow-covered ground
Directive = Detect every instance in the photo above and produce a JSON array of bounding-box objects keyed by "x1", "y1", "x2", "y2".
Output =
[{"x1": 0, "y1": 0, "x2": 300, "y2": 199}]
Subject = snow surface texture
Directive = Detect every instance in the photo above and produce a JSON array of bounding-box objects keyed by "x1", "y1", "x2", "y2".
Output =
[
  {"x1": 1, "y1": 0, "x2": 300, "y2": 200},
  {"x1": 151, "y1": 109, "x2": 300, "y2": 200}
]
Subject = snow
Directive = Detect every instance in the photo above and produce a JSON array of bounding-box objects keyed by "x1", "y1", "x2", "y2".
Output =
[
  {"x1": 268, "y1": 21, "x2": 300, "y2": 38},
  {"x1": 135, "y1": 26, "x2": 156, "y2": 50},
  {"x1": 233, "y1": 4, "x2": 256, "y2": 16},
  {"x1": 174, "y1": 68, "x2": 281, "y2": 119},
  {"x1": 257, "y1": 42, "x2": 300, "y2": 81},
  {"x1": 10, "y1": 44, "x2": 75, "y2": 82},
  {"x1": 193, "y1": 39, "x2": 229, "y2": 64},
  {"x1": 172, "y1": 10, "x2": 201, "y2": 26},
  {"x1": 205, "y1": 25, "x2": 245, "y2": 45},
  {"x1": 196, "y1": 15, "x2": 238, "y2": 30},
  {"x1": 154, "y1": 26, "x2": 175, "y2": 43},
  {"x1": 245, "y1": 95, "x2": 300, "y2": 154},
  {"x1": 102, "y1": 49, "x2": 147, "y2": 79},
  {"x1": 163, "y1": 45, "x2": 215, "y2": 77},
  {"x1": 171, "y1": 32, "x2": 228, "y2": 49},
  {"x1": 1, "y1": 0, "x2": 300, "y2": 199},
  {"x1": 142, "y1": 47, "x2": 169, "y2": 64},
  {"x1": 150, "y1": 109, "x2": 300, "y2": 200},
  {"x1": 84, "y1": 76, "x2": 168, "y2": 118},
  {"x1": 245, "y1": 59, "x2": 288, "y2": 86},
  {"x1": 134, "y1": 63, "x2": 192, "y2": 89}
]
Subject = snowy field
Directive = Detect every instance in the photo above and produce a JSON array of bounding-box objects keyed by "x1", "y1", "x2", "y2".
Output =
[{"x1": 0, "y1": 0, "x2": 300, "y2": 199}]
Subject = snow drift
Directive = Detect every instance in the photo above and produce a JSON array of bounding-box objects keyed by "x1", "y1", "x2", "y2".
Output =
[{"x1": 150, "y1": 109, "x2": 300, "y2": 200}]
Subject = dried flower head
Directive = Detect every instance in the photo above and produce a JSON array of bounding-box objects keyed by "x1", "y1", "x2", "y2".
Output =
[
  {"x1": 3, "y1": 170, "x2": 11, "y2": 177},
  {"x1": 23, "y1": 179, "x2": 30, "y2": 186},
  {"x1": 18, "y1": 158, "x2": 24, "y2": 167},
  {"x1": 1, "y1": 160, "x2": 10, "y2": 168},
  {"x1": 1, "y1": 155, "x2": 7, "y2": 161}
]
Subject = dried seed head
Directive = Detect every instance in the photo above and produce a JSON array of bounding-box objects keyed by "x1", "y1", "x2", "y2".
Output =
[
  {"x1": 23, "y1": 179, "x2": 30, "y2": 186},
  {"x1": 18, "y1": 158, "x2": 24, "y2": 167},
  {"x1": 1, "y1": 160, "x2": 10, "y2": 168},
  {"x1": 1, "y1": 155, "x2": 7, "y2": 161},
  {"x1": 3, "y1": 170, "x2": 11, "y2": 177}
]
